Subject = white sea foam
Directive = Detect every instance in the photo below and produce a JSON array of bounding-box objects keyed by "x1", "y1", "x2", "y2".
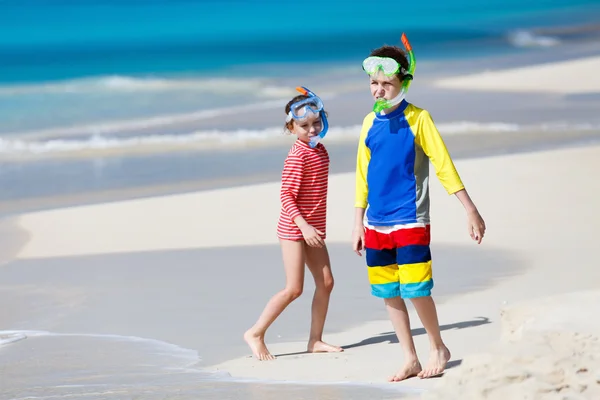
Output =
[
  {"x1": 0, "y1": 329, "x2": 199, "y2": 367},
  {"x1": 0, "y1": 99, "x2": 288, "y2": 140},
  {"x1": 506, "y1": 30, "x2": 561, "y2": 48},
  {"x1": 0, "y1": 121, "x2": 536, "y2": 157},
  {"x1": 0, "y1": 75, "x2": 297, "y2": 97},
  {"x1": 0, "y1": 333, "x2": 27, "y2": 346}
]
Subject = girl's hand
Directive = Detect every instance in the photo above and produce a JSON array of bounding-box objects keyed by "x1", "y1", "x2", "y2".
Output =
[
  {"x1": 467, "y1": 210, "x2": 486, "y2": 244},
  {"x1": 300, "y1": 224, "x2": 325, "y2": 247}
]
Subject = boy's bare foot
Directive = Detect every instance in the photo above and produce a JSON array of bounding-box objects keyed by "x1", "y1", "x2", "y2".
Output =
[
  {"x1": 244, "y1": 329, "x2": 275, "y2": 361},
  {"x1": 388, "y1": 359, "x2": 422, "y2": 382},
  {"x1": 418, "y1": 345, "x2": 451, "y2": 378},
  {"x1": 307, "y1": 340, "x2": 344, "y2": 353}
]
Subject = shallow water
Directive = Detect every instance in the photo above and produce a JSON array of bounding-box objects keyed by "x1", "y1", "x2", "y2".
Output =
[
  {"x1": 0, "y1": 240, "x2": 530, "y2": 399},
  {"x1": 0, "y1": 332, "x2": 417, "y2": 400}
]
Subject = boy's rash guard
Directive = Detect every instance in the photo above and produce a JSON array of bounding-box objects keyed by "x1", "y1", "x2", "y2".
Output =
[{"x1": 355, "y1": 100, "x2": 464, "y2": 226}]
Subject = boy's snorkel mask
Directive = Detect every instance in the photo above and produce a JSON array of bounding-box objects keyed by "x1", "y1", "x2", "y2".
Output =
[
  {"x1": 362, "y1": 33, "x2": 416, "y2": 113},
  {"x1": 286, "y1": 86, "x2": 329, "y2": 148}
]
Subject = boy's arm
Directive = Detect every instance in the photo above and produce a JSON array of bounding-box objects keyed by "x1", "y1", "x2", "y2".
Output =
[
  {"x1": 415, "y1": 110, "x2": 486, "y2": 243},
  {"x1": 353, "y1": 118, "x2": 372, "y2": 255},
  {"x1": 355, "y1": 117, "x2": 372, "y2": 210},
  {"x1": 455, "y1": 189, "x2": 486, "y2": 243},
  {"x1": 414, "y1": 110, "x2": 464, "y2": 195}
]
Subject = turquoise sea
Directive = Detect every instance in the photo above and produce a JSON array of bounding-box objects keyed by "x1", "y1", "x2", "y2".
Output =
[
  {"x1": 1, "y1": 0, "x2": 599, "y2": 137},
  {"x1": 0, "y1": 0, "x2": 598, "y2": 199},
  {"x1": 2, "y1": 0, "x2": 598, "y2": 82},
  {"x1": 0, "y1": 0, "x2": 599, "y2": 206}
]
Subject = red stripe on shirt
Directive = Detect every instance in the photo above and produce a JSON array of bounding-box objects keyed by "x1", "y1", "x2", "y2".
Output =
[{"x1": 277, "y1": 140, "x2": 329, "y2": 240}]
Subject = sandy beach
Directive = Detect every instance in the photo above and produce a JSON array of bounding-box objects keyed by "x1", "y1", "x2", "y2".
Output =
[
  {"x1": 2, "y1": 143, "x2": 599, "y2": 398},
  {"x1": 205, "y1": 143, "x2": 600, "y2": 392},
  {"x1": 2, "y1": 53, "x2": 600, "y2": 399},
  {"x1": 433, "y1": 55, "x2": 600, "y2": 94}
]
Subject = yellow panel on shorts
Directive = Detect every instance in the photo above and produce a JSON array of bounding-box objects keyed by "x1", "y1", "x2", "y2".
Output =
[
  {"x1": 398, "y1": 261, "x2": 432, "y2": 284},
  {"x1": 367, "y1": 264, "x2": 399, "y2": 285}
]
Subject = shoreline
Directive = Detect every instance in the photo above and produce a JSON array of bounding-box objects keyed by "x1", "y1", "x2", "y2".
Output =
[
  {"x1": 1, "y1": 49, "x2": 600, "y2": 220},
  {"x1": 1, "y1": 127, "x2": 599, "y2": 218}
]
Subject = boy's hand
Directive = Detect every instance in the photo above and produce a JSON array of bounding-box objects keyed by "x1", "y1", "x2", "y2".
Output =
[
  {"x1": 352, "y1": 224, "x2": 365, "y2": 256},
  {"x1": 467, "y1": 210, "x2": 486, "y2": 244},
  {"x1": 300, "y1": 224, "x2": 325, "y2": 248}
]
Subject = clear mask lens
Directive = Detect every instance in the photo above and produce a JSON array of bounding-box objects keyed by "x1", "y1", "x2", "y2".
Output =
[
  {"x1": 288, "y1": 97, "x2": 324, "y2": 121},
  {"x1": 362, "y1": 56, "x2": 400, "y2": 76}
]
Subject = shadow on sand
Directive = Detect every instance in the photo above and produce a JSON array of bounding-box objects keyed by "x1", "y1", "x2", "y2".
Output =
[{"x1": 274, "y1": 316, "x2": 490, "y2": 362}]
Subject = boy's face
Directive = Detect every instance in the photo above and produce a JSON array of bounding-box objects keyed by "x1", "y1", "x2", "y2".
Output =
[{"x1": 369, "y1": 70, "x2": 402, "y2": 102}]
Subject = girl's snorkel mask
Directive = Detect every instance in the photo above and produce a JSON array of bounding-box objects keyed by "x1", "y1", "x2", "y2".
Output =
[
  {"x1": 286, "y1": 86, "x2": 329, "y2": 148},
  {"x1": 362, "y1": 33, "x2": 416, "y2": 113}
]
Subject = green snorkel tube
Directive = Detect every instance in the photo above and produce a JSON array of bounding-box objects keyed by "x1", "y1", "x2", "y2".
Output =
[{"x1": 372, "y1": 33, "x2": 416, "y2": 113}]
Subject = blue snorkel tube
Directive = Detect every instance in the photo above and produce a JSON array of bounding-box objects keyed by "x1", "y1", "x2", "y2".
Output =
[{"x1": 295, "y1": 86, "x2": 329, "y2": 148}]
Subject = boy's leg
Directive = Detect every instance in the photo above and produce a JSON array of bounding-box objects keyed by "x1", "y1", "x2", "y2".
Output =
[
  {"x1": 304, "y1": 242, "x2": 343, "y2": 353},
  {"x1": 410, "y1": 297, "x2": 450, "y2": 378},
  {"x1": 395, "y1": 225, "x2": 451, "y2": 378},
  {"x1": 384, "y1": 297, "x2": 423, "y2": 381},
  {"x1": 244, "y1": 239, "x2": 306, "y2": 361},
  {"x1": 364, "y1": 227, "x2": 422, "y2": 381}
]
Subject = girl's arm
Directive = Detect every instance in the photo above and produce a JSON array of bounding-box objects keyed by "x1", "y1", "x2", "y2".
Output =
[{"x1": 280, "y1": 154, "x2": 303, "y2": 222}]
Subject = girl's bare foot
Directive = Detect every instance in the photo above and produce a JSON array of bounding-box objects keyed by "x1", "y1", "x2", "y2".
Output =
[
  {"x1": 418, "y1": 345, "x2": 451, "y2": 378},
  {"x1": 388, "y1": 359, "x2": 422, "y2": 382},
  {"x1": 307, "y1": 340, "x2": 344, "y2": 353},
  {"x1": 244, "y1": 329, "x2": 275, "y2": 361}
]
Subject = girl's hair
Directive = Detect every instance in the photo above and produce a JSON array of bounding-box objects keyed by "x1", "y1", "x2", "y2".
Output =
[
  {"x1": 285, "y1": 94, "x2": 310, "y2": 115},
  {"x1": 283, "y1": 94, "x2": 328, "y2": 134},
  {"x1": 283, "y1": 94, "x2": 309, "y2": 133}
]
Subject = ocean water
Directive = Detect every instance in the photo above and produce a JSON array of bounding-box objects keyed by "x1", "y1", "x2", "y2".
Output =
[
  {"x1": 1, "y1": 0, "x2": 600, "y2": 159},
  {"x1": 0, "y1": 330, "x2": 416, "y2": 399}
]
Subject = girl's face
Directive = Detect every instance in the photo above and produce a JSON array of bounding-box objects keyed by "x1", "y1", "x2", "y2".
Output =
[{"x1": 289, "y1": 112, "x2": 322, "y2": 143}]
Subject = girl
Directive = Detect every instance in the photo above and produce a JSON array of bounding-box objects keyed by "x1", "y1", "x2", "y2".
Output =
[{"x1": 244, "y1": 87, "x2": 343, "y2": 361}]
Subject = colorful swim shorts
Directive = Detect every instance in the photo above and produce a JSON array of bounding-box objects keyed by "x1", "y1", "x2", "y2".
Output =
[{"x1": 364, "y1": 224, "x2": 433, "y2": 299}]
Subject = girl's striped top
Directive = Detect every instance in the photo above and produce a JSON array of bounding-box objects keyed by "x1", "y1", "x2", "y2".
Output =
[{"x1": 277, "y1": 139, "x2": 330, "y2": 241}]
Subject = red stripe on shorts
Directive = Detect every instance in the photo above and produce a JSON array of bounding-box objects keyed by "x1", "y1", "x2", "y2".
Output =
[{"x1": 365, "y1": 225, "x2": 430, "y2": 250}]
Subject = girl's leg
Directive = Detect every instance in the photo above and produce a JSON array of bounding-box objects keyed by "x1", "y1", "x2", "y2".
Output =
[
  {"x1": 304, "y1": 242, "x2": 343, "y2": 353},
  {"x1": 244, "y1": 239, "x2": 305, "y2": 361}
]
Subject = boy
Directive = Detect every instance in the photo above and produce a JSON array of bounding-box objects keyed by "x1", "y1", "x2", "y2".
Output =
[{"x1": 352, "y1": 43, "x2": 486, "y2": 381}]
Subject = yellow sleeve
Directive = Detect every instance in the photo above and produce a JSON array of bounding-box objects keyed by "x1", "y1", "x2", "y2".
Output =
[
  {"x1": 355, "y1": 114, "x2": 374, "y2": 208},
  {"x1": 415, "y1": 110, "x2": 465, "y2": 195}
]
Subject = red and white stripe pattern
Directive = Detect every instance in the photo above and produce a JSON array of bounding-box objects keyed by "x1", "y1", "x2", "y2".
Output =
[{"x1": 277, "y1": 139, "x2": 330, "y2": 241}]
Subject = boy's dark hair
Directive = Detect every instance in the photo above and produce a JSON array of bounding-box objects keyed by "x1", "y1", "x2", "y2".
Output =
[{"x1": 369, "y1": 45, "x2": 410, "y2": 80}]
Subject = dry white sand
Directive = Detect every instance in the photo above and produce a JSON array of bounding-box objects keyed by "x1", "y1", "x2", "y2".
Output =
[
  {"x1": 13, "y1": 166, "x2": 357, "y2": 260},
  {"x1": 204, "y1": 144, "x2": 600, "y2": 396},
  {"x1": 433, "y1": 55, "x2": 600, "y2": 94},
  {"x1": 421, "y1": 290, "x2": 600, "y2": 400},
  {"x1": 9, "y1": 143, "x2": 600, "y2": 397}
]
